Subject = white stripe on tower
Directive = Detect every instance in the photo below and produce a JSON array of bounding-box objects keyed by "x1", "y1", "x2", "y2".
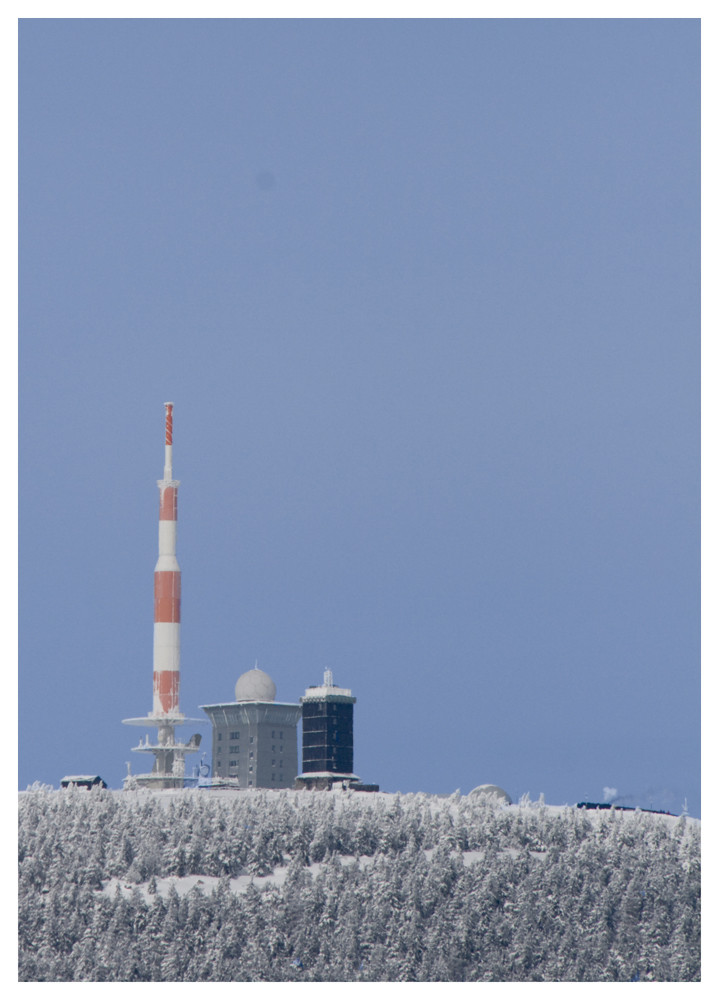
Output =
[{"x1": 153, "y1": 402, "x2": 181, "y2": 715}]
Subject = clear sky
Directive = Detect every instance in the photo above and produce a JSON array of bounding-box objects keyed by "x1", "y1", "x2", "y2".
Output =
[{"x1": 19, "y1": 18, "x2": 700, "y2": 813}]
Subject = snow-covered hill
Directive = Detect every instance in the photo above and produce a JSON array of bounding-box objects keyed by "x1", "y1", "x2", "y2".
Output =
[{"x1": 18, "y1": 787, "x2": 700, "y2": 981}]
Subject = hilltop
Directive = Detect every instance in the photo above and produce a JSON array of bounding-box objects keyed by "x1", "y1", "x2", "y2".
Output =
[{"x1": 18, "y1": 787, "x2": 700, "y2": 982}]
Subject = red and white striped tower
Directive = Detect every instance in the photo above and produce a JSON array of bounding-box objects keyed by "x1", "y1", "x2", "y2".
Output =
[
  {"x1": 153, "y1": 402, "x2": 181, "y2": 715},
  {"x1": 123, "y1": 403, "x2": 203, "y2": 789}
]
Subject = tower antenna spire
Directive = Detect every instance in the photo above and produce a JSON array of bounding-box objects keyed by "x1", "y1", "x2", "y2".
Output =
[
  {"x1": 154, "y1": 401, "x2": 181, "y2": 716},
  {"x1": 163, "y1": 401, "x2": 174, "y2": 481}
]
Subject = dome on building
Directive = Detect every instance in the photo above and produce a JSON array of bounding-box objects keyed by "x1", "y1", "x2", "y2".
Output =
[
  {"x1": 468, "y1": 784, "x2": 512, "y2": 804},
  {"x1": 235, "y1": 667, "x2": 277, "y2": 703}
]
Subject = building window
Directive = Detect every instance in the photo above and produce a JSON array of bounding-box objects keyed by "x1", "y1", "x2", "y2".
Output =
[
  {"x1": 249, "y1": 766, "x2": 253, "y2": 773},
  {"x1": 229, "y1": 760, "x2": 237, "y2": 766},
  {"x1": 230, "y1": 731, "x2": 240, "y2": 739},
  {"x1": 279, "y1": 731, "x2": 283, "y2": 739},
  {"x1": 249, "y1": 780, "x2": 253, "y2": 786},
  {"x1": 230, "y1": 745, "x2": 239, "y2": 753},
  {"x1": 249, "y1": 736, "x2": 254, "y2": 744},
  {"x1": 249, "y1": 751, "x2": 254, "y2": 759},
  {"x1": 217, "y1": 732, "x2": 222, "y2": 740},
  {"x1": 272, "y1": 745, "x2": 276, "y2": 752}
]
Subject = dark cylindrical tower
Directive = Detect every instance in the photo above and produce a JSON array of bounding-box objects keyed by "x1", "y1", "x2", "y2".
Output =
[{"x1": 295, "y1": 669, "x2": 358, "y2": 789}]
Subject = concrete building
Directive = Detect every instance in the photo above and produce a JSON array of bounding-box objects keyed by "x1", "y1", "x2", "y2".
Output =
[{"x1": 201, "y1": 667, "x2": 301, "y2": 788}]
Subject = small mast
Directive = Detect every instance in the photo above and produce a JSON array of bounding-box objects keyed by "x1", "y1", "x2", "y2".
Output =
[{"x1": 163, "y1": 400, "x2": 174, "y2": 481}]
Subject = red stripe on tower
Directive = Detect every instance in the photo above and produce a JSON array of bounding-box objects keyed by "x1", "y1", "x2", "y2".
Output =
[{"x1": 154, "y1": 570, "x2": 181, "y2": 622}]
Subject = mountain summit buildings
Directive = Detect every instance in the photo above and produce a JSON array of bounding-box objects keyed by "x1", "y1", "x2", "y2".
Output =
[{"x1": 200, "y1": 665, "x2": 377, "y2": 791}]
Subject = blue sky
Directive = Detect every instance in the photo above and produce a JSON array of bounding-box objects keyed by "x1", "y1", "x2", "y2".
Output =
[{"x1": 19, "y1": 18, "x2": 700, "y2": 813}]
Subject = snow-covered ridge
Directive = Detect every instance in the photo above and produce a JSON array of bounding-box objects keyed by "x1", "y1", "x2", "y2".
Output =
[{"x1": 19, "y1": 786, "x2": 700, "y2": 982}]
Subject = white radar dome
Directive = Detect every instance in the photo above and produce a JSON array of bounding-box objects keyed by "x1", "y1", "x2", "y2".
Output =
[
  {"x1": 469, "y1": 784, "x2": 512, "y2": 804},
  {"x1": 235, "y1": 667, "x2": 277, "y2": 703}
]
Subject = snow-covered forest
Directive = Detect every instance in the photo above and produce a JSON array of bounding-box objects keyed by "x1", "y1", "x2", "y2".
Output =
[{"x1": 18, "y1": 787, "x2": 700, "y2": 982}]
